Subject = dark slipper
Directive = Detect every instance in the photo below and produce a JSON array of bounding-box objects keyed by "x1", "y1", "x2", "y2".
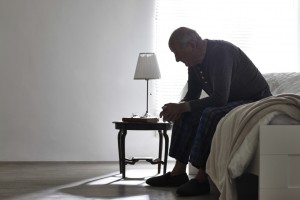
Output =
[
  {"x1": 176, "y1": 178, "x2": 210, "y2": 196},
  {"x1": 146, "y1": 172, "x2": 189, "y2": 187}
]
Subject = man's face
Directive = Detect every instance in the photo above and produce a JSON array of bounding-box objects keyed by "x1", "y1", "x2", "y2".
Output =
[{"x1": 170, "y1": 41, "x2": 195, "y2": 67}]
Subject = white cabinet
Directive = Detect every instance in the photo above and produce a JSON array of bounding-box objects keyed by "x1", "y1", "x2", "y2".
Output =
[{"x1": 259, "y1": 125, "x2": 300, "y2": 200}]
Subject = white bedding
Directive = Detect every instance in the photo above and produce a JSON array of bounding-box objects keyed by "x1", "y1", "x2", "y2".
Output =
[
  {"x1": 239, "y1": 113, "x2": 300, "y2": 177},
  {"x1": 206, "y1": 94, "x2": 300, "y2": 200},
  {"x1": 230, "y1": 72, "x2": 300, "y2": 177},
  {"x1": 229, "y1": 112, "x2": 300, "y2": 177}
]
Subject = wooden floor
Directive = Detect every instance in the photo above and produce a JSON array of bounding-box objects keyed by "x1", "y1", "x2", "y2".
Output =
[{"x1": 0, "y1": 162, "x2": 220, "y2": 200}]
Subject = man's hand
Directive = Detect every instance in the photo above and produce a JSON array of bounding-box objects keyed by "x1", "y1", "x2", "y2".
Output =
[{"x1": 159, "y1": 102, "x2": 190, "y2": 122}]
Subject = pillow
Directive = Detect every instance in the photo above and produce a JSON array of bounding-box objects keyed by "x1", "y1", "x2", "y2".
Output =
[{"x1": 263, "y1": 72, "x2": 300, "y2": 95}]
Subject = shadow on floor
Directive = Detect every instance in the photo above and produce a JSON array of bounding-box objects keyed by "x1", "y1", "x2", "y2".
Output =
[
  {"x1": 60, "y1": 172, "x2": 257, "y2": 200},
  {"x1": 59, "y1": 175, "x2": 179, "y2": 199}
]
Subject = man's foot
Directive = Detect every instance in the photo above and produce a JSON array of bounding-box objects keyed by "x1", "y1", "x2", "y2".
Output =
[
  {"x1": 146, "y1": 172, "x2": 189, "y2": 187},
  {"x1": 176, "y1": 178, "x2": 210, "y2": 196}
]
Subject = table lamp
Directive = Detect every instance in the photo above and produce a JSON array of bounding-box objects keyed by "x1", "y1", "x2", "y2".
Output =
[{"x1": 134, "y1": 53, "x2": 161, "y2": 118}]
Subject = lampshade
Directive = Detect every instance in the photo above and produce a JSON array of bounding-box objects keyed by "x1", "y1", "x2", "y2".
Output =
[{"x1": 134, "y1": 53, "x2": 161, "y2": 80}]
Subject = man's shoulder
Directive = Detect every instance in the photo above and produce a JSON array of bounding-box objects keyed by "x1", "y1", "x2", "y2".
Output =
[
  {"x1": 207, "y1": 39, "x2": 237, "y2": 49},
  {"x1": 207, "y1": 39, "x2": 240, "y2": 57}
]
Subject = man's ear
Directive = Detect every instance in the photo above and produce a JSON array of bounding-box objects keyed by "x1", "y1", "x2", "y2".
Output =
[{"x1": 188, "y1": 41, "x2": 196, "y2": 49}]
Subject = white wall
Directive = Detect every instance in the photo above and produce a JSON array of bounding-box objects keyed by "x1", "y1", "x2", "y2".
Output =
[{"x1": 0, "y1": 0, "x2": 162, "y2": 161}]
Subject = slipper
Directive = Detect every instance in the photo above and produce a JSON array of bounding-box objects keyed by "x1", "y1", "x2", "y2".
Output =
[
  {"x1": 176, "y1": 178, "x2": 210, "y2": 196},
  {"x1": 146, "y1": 172, "x2": 189, "y2": 187}
]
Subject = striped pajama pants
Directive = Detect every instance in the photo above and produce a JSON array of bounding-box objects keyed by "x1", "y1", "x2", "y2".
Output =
[{"x1": 169, "y1": 100, "x2": 252, "y2": 170}]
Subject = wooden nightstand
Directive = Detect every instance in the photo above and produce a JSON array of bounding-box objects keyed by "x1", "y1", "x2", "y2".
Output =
[{"x1": 113, "y1": 121, "x2": 172, "y2": 178}]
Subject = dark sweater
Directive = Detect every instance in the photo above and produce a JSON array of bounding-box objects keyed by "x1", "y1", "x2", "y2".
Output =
[{"x1": 182, "y1": 40, "x2": 272, "y2": 112}]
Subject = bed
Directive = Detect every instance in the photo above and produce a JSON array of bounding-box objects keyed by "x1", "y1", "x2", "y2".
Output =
[{"x1": 205, "y1": 72, "x2": 300, "y2": 200}]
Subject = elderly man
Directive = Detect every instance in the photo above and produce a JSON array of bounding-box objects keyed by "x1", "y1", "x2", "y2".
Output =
[{"x1": 146, "y1": 27, "x2": 271, "y2": 196}]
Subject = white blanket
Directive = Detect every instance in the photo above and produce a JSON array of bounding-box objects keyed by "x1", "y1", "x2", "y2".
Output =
[{"x1": 206, "y1": 94, "x2": 300, "y2": 200}]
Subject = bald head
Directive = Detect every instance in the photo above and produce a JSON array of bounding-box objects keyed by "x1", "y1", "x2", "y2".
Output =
[
  {"x1": 169, "y1": 27, "x2": 202, "y2": 49},
  {"x1": 168, "y1": 27, "x2": 207, "y2": 67}
]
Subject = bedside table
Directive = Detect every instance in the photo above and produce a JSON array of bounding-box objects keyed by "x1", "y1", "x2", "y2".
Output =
[
  {"x1": 260, "y1": 125, "x2": 300, "y2": 200},
  {"x1": 113, "y1": 121, "x2": 172, "y2": 178}
]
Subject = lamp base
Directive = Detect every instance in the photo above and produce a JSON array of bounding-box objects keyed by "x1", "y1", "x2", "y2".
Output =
[{"x1": 141, "y1": 112, "x2": 156, "y2": 118}]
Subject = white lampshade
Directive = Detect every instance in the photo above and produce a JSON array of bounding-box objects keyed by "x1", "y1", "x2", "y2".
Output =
[{"x1": 134, "y1": 53, "x2": 161, "y2": 80}]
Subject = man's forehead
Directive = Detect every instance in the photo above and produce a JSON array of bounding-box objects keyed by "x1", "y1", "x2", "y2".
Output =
[{"x1": 169, "y1": 41, "x2": 181, "y2": 51}]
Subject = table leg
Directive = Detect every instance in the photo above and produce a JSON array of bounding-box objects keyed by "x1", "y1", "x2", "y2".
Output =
[
  {"x1": 120, "y1": 129, "x2": 127, "y2": 179},
  {"x1": 117, "y1": 129, "x2": 122, "y2": 174},
  {"x1": 158, "y1": 130, "x2": 163, "y2": 174},
  {"x1": 163, "y1": 128, "x2": 169, "y2": 174}
]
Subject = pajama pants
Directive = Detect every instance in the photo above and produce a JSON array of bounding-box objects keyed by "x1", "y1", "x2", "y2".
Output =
[{"x1": 169, "y1": 100, "x2": 252, "y2": 170}]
